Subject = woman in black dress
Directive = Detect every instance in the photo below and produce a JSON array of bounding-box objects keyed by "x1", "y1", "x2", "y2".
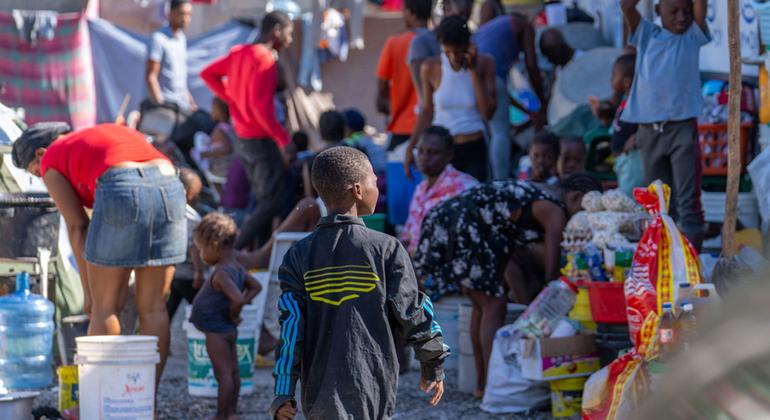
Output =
[{"x1": 413, "y1": 173, "x2": 602, "y2": 397}]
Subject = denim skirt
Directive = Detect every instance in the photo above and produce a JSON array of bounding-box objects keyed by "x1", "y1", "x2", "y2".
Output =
[{"x1": 85, "y1": 166, "x2": 187, "y2": 267}]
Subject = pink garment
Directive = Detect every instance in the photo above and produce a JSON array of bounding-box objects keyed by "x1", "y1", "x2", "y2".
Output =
[{"x1": 401, "y1": 165, "x2": 479, "y2": 255}]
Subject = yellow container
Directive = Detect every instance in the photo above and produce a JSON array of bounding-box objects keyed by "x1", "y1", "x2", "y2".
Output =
[
  {"x1": 57, "y1": 365, "x2": 79, "y2": 413},
  {"x1": 550, "y1": 376, "x2": 587, "y2": 417},
  {"x1": 568, "y1": 286, "x2": 596, "y2": 332}
]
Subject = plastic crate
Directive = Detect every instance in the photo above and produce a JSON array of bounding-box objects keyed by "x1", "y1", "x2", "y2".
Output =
[
  {"x1": 586, "y1": 281, "x2": 627, "y2": 324},
  {"x1": 698, "y1": 123, "x2": 753, "y2": 176}
]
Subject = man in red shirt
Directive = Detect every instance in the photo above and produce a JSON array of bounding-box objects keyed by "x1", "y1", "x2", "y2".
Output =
[
  {"x1": 376, "y1": 0, "x2": 431, "y2": 151},
  {"x1": 201, "y1": 12, "x2": 294, "y2": 249}
]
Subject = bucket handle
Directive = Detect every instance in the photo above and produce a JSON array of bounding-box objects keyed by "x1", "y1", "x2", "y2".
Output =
[{"x1": 74, "y1": 354, "x2": 160, "y2": 366}]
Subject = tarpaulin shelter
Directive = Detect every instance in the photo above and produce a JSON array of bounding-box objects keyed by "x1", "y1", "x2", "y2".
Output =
[{"x1": 0, "y1": 10, "x2": 96, "y2": 129}]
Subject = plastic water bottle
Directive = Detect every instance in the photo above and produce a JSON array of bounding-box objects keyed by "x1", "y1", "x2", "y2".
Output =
[
  {"x1": 0, "y1": 272, "x2": 55, "y2": 389},
  {"x1": 658, "y1": 302, "x2": 675, "y2": 363},
  {"x1": 513, "y1": 277, "x2": 578, "y2": 338}
]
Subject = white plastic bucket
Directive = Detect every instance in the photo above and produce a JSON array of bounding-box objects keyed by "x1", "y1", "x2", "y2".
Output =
[
  {"x1": 75, "y1": 335, "x2": 159, "y2": 420},
  {"x1": 432, "y1": 296, "x2": 468, "y2": 370},
  {"x1": 183, "y1": 304, "x2": 258, "y2": 397}
]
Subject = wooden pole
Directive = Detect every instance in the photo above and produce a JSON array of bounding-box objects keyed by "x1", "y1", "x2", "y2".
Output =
[{"x1": 723, "y1": 0, "x2": 742, "y2": 258}]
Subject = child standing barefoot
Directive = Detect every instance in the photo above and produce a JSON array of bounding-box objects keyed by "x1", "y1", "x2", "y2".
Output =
[{"x1": 190, "y1": 213, "x2": 262, "y2": 420}]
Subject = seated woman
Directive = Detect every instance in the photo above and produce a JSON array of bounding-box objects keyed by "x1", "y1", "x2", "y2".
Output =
[
  {"x1": 412, "y1": 173, "x2": 602, "y2": 398},
  {"x1": 405, "y1": 15, "x2": 497, "y2": 181},
  {"x1": 401, "y1": 125, "x2": 478, "y2": 255}
]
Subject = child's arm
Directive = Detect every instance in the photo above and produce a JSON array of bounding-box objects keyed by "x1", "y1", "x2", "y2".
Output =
[
  {"x1": 189, "y1": 243, "x2": 205, "y2": 289},
  {"x1": 200, "y1": 126, "x2": 233, "y2": 159},
  {"x1": 269, "y1": 250, "x2": 306, "y2": 419},
  {"x1": 620, "y1": 0, "x2": 641, "y2": 34},
  {"x1": 694, "y1": 0, "x2": 707, "y2": 32},
  {"x1": 241, "y1": 274, "x2": 262, "y2": 305},
  {"x1": 385, "y1": 242, "x2": 450, "y2": 405}
]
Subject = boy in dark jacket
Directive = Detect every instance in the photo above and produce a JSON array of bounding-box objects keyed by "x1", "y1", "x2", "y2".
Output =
[{"x1": 270, "y1": 147, "x2": 449, "y2": 419}]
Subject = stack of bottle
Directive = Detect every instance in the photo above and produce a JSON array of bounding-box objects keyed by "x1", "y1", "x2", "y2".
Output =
[{"x1": 657, "y1": 288, "x2": 698, "y2": 363}]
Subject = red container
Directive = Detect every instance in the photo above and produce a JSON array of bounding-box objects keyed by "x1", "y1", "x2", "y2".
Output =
[{"x1": 587, "y1": 281, "x2": 627, "y2": 324}]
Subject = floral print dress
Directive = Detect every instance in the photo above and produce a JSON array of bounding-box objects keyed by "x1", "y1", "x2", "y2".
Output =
[{"x1": 413, "y1": 180, "x2": 557, "y2": 297}]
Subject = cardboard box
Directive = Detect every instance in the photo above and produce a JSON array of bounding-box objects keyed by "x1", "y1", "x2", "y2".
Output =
[{"x1": 518, "y1": 334, "x2": 601, "y2": 381}]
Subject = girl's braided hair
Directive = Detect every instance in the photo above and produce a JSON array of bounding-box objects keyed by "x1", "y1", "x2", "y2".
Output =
[{"x1": 561, "y1": 172, "x2": 603, "y2": 194}]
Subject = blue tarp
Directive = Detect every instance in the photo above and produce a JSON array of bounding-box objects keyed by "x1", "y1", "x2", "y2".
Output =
[{"x1": 88, "y1": 18, "x2": 258, "y2": 122}]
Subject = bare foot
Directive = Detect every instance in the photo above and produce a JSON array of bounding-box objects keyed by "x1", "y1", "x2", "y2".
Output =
[{"x1": 473, "y1": 389, "x2": 484, "y2": 400}]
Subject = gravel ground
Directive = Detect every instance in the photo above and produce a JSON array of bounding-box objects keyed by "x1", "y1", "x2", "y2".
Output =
[{"x1": 34, "y1": 310, "x2": 569, "y2": 420}]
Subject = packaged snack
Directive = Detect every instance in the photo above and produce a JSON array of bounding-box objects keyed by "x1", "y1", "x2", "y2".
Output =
[{"x1": 581, "y1": 191, "x2": 604, "y2": 212}]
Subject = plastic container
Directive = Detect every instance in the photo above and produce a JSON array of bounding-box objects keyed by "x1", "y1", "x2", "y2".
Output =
[
  {"x1": 76, "y1": 336, "x2": 159, "y2": 420},
  {"x1": 457, "y1": 302, "x2": 524, "y2": 394},
  {"x1": 568, "y1": 281, "x2": 597, "y2": 332},
  {"x1": 385, "y1": 161, "x2": 422, "y2": 225},
  {"x1": 183, "y1": 304, "x2": 258, "y2": 396},
  {"x1": 698, "y1": 123, "x2": 753, "y2": 176},
  {"x1": 701, "y1": 190, "x2": 760, "y2": 229},
  {"x1": 0, "y1": 272, "x2": 55, "y2": 389},
  {"x1": 458, "y1": 303, "x2": 475, "y2": 394},
  {"x1": 513, "y1": 278, "x2": 578, "y2": 337},
  {"x1": 550, "y1": 376, "x2": 587, "y2": 417},
  {"x1": 60, "y1": 315, "x2": 89, "y2": 365},
  {"x1": 433, "y1": 296, "x2": 467, "y2": 370},
  {"x1": 595, "y1": 335, "x2": 633, "y2": 367},
  {"x1": 57, "y1": 365, "x2": 78, "y2": 413},
  {"x1": 361, "y1": 213, "x2": 386, "y2": 232},
  {"x1": 587, "y1": 281, "x2": 627, "y2": 324}
]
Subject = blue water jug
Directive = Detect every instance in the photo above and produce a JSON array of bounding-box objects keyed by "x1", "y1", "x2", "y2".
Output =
[{"x1": 0, "y1": 272, "x2": 55, "y2": 389}]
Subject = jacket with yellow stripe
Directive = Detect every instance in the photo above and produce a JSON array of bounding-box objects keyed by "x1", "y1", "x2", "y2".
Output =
[{"x1": 270, "y1": 215, "x2": 450, "y2": 419}]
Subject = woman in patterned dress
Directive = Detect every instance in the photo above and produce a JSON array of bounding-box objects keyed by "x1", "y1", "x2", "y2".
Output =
[{"x1": 413, "y1": 173, "x2": 601, "y2": 397}]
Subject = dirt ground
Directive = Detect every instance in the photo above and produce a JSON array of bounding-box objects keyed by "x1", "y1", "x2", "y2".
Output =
[{"x1": 33, "y1": 306, "x2": 565, "y2": 419}]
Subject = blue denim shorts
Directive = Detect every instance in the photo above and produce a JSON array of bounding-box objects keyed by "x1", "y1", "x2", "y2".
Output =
[{"x1": 85, "y1": 166, "x2": 187, "y2": 267}]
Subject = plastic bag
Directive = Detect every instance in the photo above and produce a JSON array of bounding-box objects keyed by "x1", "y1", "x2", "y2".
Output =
[
  {"x1": 582, "y1": 312, "x2": 659, "y2": 419},
  {"x1": 481, "y1": 324, "x2": 550, "y2": 414},
  {"x1": 582, "y1": 191, "x2": 604, "y2": 212},
  {"x1": 601, "y1": 188, "x2": 639, "y2": 212},
  {"x1": 631, "y1": 181, "x2": 703, "y2": 314}
]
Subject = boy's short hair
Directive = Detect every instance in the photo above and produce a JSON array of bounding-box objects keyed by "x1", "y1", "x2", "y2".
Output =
[
  {"x1": 312, "y1": 146, "x2": 371, "y2": 205},
  {"x1": 260, "y1": 11, "x2": 291, "y2": 35},
  {"x1": 170, "y1": 0, "x2": 190, "y2": 10},
  {"x1": 342, "y1": 108, "x2": 366, "y2": 133},
  {"x1": 292, "y1": 131, "x2": 310, "y2": 152},
  {"x1": 405, "y1": 0, "x2": 433, "y2": 21},
  {"x1": 613, "y1": 53, "x2": 636, "y2": 79},
  {"x1": 319, "y1": 110, "x2": 346, "y2": 143},
  {"x1": 559, "y1": 135, "x2": 586, "y2": 155},
  {"x1": 531, "y1": 130, "x2": 560, "y2": 157},
  {"x1": 194, "y1": 212, "x2": 238, "y2": 251}
]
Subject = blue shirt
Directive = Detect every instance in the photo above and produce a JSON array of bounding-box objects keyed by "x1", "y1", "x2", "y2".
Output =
[
  {"x1": 473, "y1": 15, "x2": 521, "y2": 80},
  {"x1": 621, "y1": 19, "x2": 711, "y2": 123},
  {"x1": 407, "y1": 28, "x2": 440, "y2": 64},
  {"x1": 147, "y1": 25, "x2": 189, "y2": 110}
]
